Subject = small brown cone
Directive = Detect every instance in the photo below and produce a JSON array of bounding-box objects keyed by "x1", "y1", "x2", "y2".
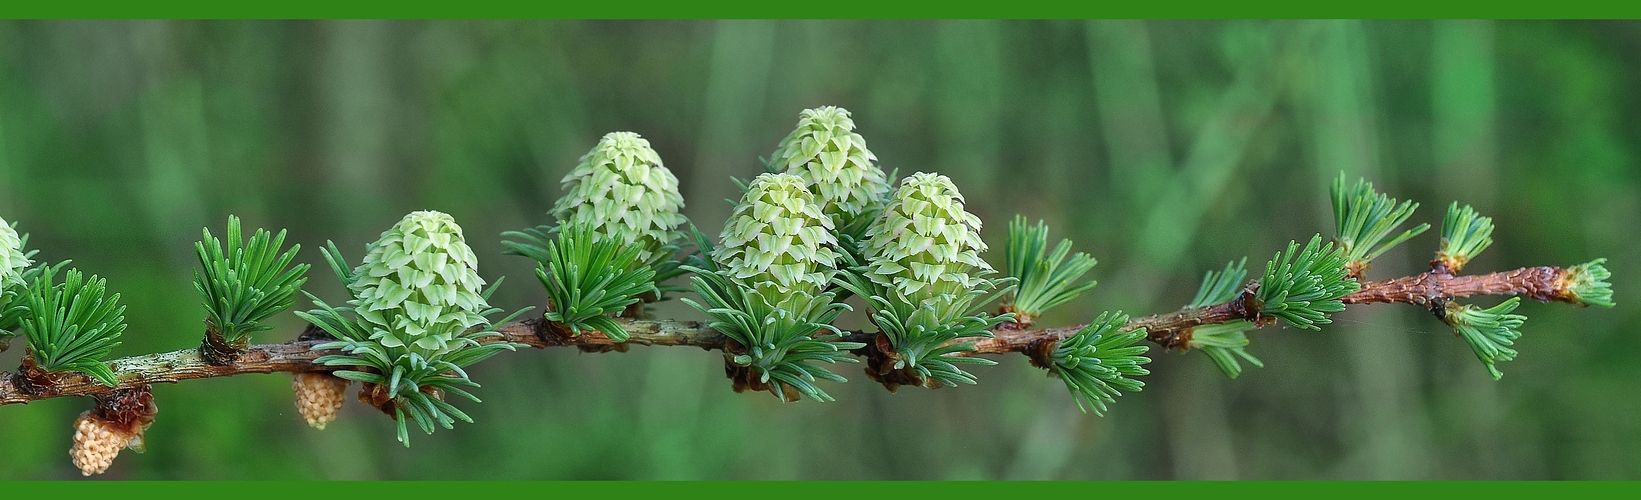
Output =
[
  {"x1": 293, "y1": 372, "x2": 349, "y2": 430},
  {"x1": 68, "y1": 386, "x2": 156, "y2": 477},
  {"x1": 70, "y1": 412, "x2": 131, "y2": 476}
]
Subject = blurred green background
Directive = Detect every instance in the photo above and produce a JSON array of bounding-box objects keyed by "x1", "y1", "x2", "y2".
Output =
[{"x1": 0, "y1": 20, "x2": 1635, "y2": 480}]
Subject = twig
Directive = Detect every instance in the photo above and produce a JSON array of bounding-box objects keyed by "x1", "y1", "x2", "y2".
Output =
[{"x1": 0, "y1": 265, "x2": 1584, "y2": 406}]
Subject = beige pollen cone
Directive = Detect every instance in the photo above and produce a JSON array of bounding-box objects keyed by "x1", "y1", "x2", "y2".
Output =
[
  {"x1": 68, "y1": 386, "x2": 157, "y2": 476},
  {"x1": 70, "y1": 412, "x2": 131, "y2": 476},
  {"x1": 293, "y1": 372, "x2": 349, "y2": 430}
]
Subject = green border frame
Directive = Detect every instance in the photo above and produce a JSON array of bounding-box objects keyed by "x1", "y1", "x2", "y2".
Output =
[
  {"x1": 2, "y1": 2, "x2": 1638, "y2": 487},
  {"x1": 2, "y1": 1, "x2": 1641, "y2": 19},
  {"x1": 5, "y1": 480, "x2": 1640, "y2": 492}
]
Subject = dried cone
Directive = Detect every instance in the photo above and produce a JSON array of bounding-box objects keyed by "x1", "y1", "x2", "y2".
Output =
[{"x1": 293, "y1": 372, "x2": 349, "y2": 430}]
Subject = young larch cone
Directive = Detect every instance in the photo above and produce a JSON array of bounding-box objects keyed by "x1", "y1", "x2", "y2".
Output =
[
  {"x1": 293, "y1": 372, "x2": 349, "y2": 430},
  {"x1": 768, "y1": 107, "x2": 891, "y2": 236},
  {"x1": 861, "y1": 172, "x2": 993, "y2": 312},
  {"x1": 349, "y1": 210, "x2": 490, "y2": 355},
  {"x1": 711, "y1": 172, "x2": 839, "y2": 304},
  {"x1": 0, "y1": 216, "x2": 28, "y2": 347},
  {"x1": 551, "y1": 131, "x2": 687, "y2": 266},
  {"x1": 0, "y1": 215, "x2": 31, "y2": 284}
]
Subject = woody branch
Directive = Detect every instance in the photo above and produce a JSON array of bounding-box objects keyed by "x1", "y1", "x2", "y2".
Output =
[{"x1": 0, "y1": 263, "x2": 1584, "y2": 406}]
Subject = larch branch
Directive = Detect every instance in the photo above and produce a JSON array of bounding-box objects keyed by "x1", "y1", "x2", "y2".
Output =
[{"x1": 0, "y1": 265, "x2": 1583, "y2": 406}]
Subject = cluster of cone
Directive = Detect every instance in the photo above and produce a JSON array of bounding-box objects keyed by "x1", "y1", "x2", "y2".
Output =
[
  {"x1": 720, "y1": 107, "x2": 990, "y2": 305},
  {"x1": 707, "y1": 107, "x2": 995, "y2": 392},
  {"x1": 61, "y1": 105, "x2": 997, "y2": 474},
  {"x1": 285, "y1": 133, "x2": 694, "y2": 438}
]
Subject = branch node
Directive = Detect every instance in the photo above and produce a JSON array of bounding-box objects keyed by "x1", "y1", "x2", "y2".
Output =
[
  {"x1": 721, "y1": 339, "x2": 800, "y2": 402},
  {"x1": 861, "y1": 333, "x2": 927, "y2": 391},
  {"x1": 1430, "y1": 260, "x2": 1457, "y2": 277},
  {"x1": 1152, "y1": 327, "x2": 1195, "y2": 351},
  {"x1": 1428, "y1": 296, "x2": 1451, "y2": 323},
  {"x1": 1345, "y1": 260, "x2": 1369, "y2": 281},
  {"x1": 1023, "y1": 337, "x2": 1057, "y2": 369},
  {"x1": 13, "y1": 351, "x2": 62, "y2": 397},
  {"x1": 620, "y1": 301, "x2": 645, "y2": 319},
  {"x1": 996, "y1": 304, "x2": 1032, "y2": 330},
  {"x1": 198, "y1": 321, "x2": 249, "y2": 366},
  {"x1": 296, "y1": 323, "x2": 335, "y2": 342},
  {"x1": 532, "y1": 317, "x2": 574, "y2": 347},
  {"x1": 358, "y1": 382, "x2": 395, "y2": 416}
]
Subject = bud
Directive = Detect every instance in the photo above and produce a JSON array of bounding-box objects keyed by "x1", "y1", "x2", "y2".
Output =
[
  {"x1": 1436, "y1": 202, "x2": 1494, "y2": 273},
  {"x1": 712, "y1": 172, "x2": 839, "y2": 302},
  {"x1": 350, "y1": 211, "x2": 490, "y2": 353},
  {"x1": 861, "y1": 172, "x2": 993, "y2": 308},
  {"x1": 551, "y1": 131, "x2": 687, "y2": 265},
  {"x1": 769, "y1": 107, "x2": 891, "y2": 233},
  {"x1": 293, "y1": 372, "x2": 350, "y2": 430},
  {"x1": 1561, "y1": 258, "x2": 1614, "y2": 308}
]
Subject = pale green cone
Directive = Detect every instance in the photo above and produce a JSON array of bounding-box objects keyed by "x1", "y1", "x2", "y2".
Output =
[
  {"x1": 686, "y1": 172, "x2": 858, "y2": 401},
  {"x1": 0, "y1": 217, "x2": 29, "y2": 346},
  {"x1": 862, "y1": 172, "x2": 993, "y2": 310},
  {"x1": 551, "y1": 131, "x2": 687, "y2": 265},
  {"x1": 713, "y1": 172, "x2": 840, "y2": 302},
  {"x1": 349, "y1": 211, "x2": 490, "y2": 354},
  {"x1": 837, "y1": 172, "x2": 1006, "y2": 389},
  {"x1": 0, "y1": 217, "x2": 29, "y2": 286},
  {"x1": 770, "y1": 106, "x2": 891, "y2": 236}
]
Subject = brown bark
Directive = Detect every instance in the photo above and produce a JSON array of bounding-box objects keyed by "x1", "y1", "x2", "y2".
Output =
[{"x1": 967, "y1": 266, "x2": 1580, "y2": 359}]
